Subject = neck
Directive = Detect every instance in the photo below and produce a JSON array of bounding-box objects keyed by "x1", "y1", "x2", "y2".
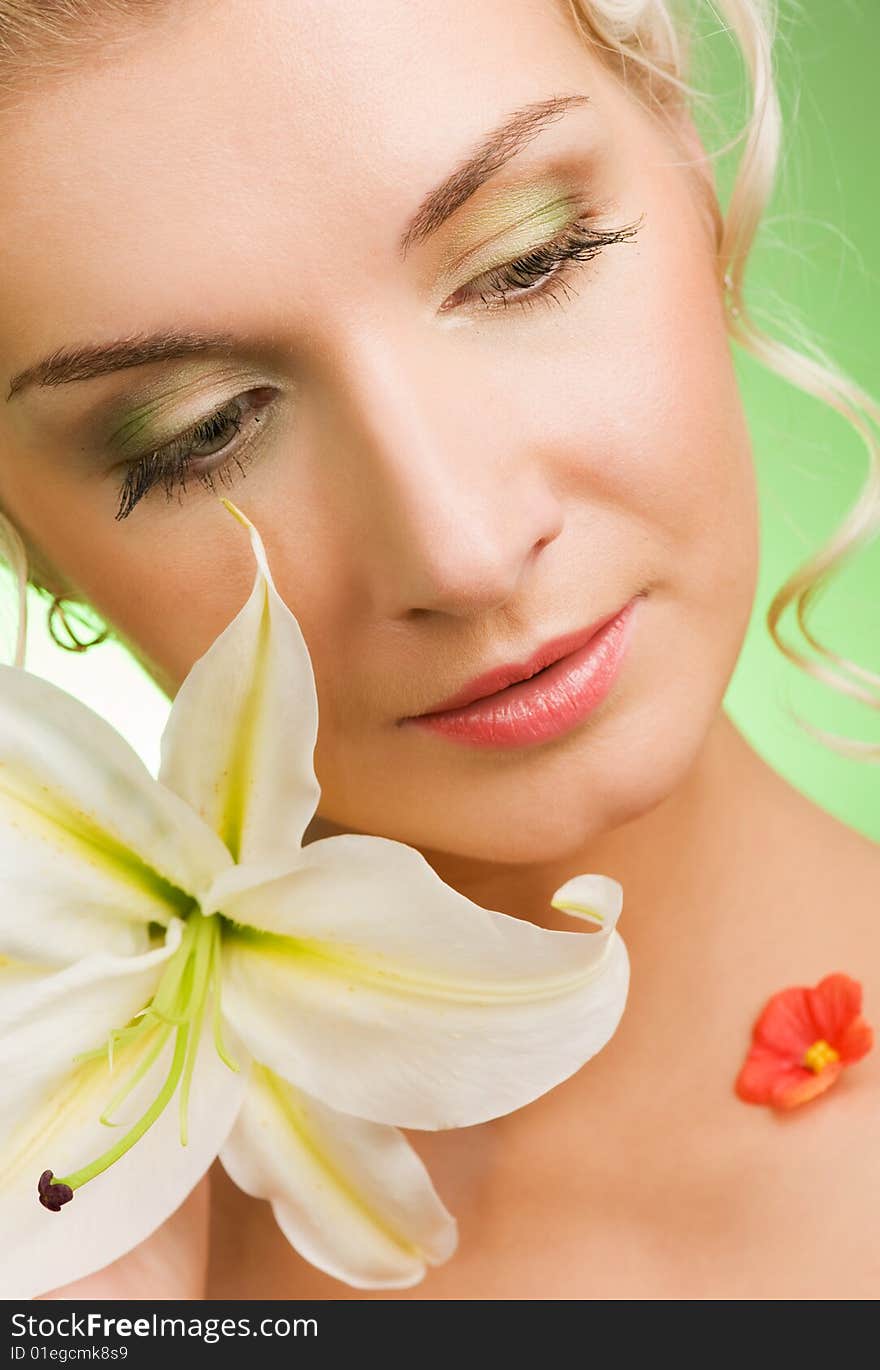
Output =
[
  {"x1": 309, "y1": 709, "x2": 829, "y2": 1033},
  {"x1": 307, "y1": 709, "x2": 849, "y2": 1108},
  {"x1": 417, "y1": 709, "x2": 831, "y2": 1059}
]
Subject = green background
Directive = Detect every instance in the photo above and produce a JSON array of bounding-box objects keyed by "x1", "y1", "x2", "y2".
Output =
[{"x1": 3, "y1": 0, "x2": 879, "y2": 834}]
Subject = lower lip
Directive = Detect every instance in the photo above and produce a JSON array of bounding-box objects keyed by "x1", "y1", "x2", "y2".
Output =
[{"x1": 403, "y1": 596, "x2": 642, "y2": 749}]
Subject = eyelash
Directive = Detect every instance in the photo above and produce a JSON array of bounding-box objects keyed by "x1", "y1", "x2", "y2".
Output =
[
  {"x1": 113, "y1": 210, "x2": 644, "y2": 520},
  {"x1": 114, "y1": 392, "x2": 269, "y2": 521}
]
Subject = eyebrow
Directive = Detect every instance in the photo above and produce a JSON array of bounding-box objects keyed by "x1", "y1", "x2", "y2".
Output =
[
  {"x1": 6, "y1": 92, "x2": 590, "y2": 402},
  {"x1": 398, "y1": 92, "x2": 590, "y2": 255}
]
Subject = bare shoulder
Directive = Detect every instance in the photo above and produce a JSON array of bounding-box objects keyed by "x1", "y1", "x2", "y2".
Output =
[
  {"x1": 762, "y1": 770, "x2": 880, "y2": 1062},
  {"x1": 789, "y1": 789, "x2": 880, "y2": 997},
  {"x1": 811, "y1": 802, "x2": 880, "y2": 940},
  {"x1": 766, "y1": 760, "x2": 880, "y2": 930}
]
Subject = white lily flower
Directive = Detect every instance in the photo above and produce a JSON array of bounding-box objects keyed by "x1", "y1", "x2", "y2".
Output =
[{"x1": 0, "y1": 498, "x2": 629, "y2": 1298}]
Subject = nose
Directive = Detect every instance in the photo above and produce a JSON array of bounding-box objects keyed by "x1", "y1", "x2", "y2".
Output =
[{"x1": 320, "y1": 327, "x2": 565, "y2": 619}]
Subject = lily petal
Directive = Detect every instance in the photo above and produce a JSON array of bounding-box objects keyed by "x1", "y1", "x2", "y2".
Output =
[
  {"x1": 0, "y1": 1005, "x2": 246, "y2": 1300},
  {"x1": 220, "y1": 1063, "x2": 457, "y2": 1289},
  {"x1": 158, "y1": 500, "x2": 321, "y2": 865},
  {"x1": 0, "y1": 921, "x2": 184, "y2": 1126},
  {"x1": 0, "y1": 664, "x2": 231, "y2": 965},
  {"x1": 214, "y1": 834, "x2": 629, "y2": 1129}
]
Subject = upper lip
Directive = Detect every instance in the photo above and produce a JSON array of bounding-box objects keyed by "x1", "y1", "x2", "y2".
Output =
[{"x1": 408, "y1": 598, "x2": 635, "y2": 717}]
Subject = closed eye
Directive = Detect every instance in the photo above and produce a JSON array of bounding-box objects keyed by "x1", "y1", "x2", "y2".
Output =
[{"x1": 444, "y1": 210, "x2": 644, "y2": 313}]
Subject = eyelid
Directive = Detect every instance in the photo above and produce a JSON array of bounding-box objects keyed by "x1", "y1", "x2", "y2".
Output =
[
  {"x1": 437, "y1": 191, "x2": 596, "y2": 297},
  {"x1": 106, "y1": 374, "x2": 280, "y2": 457},
  {"x1": 111, "y1": 388, "x2": 276, "y2": 519}
]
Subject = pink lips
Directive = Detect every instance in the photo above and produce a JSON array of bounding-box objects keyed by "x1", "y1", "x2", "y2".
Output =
[{"x1": 401, "y1": 594, "x2": 643, "y2": 749}]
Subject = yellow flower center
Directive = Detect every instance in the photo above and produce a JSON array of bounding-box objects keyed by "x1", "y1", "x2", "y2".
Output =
[{"x1": 802, "y1": 1038, "x2": 839, "y2": 1073}]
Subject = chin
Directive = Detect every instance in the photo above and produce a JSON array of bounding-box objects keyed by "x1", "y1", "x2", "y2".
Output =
[
  {"x1": 361, "y1": 694, "x2": 721, "y2": 869},
  {"x1": 322, "y1": 595, "x2": 743, "y2": 869}
]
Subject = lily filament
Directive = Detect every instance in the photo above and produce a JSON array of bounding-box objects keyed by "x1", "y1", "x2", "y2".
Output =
[{"x1": 39, "y1": 913, "x2": 238, "y2": 1210}]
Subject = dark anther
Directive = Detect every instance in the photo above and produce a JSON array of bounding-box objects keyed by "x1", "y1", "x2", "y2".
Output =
[{"x1": 37, "y1": 1169, "x2": 74, "y2": 1211}]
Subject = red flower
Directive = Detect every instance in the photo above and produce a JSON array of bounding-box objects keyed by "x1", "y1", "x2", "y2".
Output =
[{"x1": 735, "y1": 972, "x2": 873, "y2": 1110}]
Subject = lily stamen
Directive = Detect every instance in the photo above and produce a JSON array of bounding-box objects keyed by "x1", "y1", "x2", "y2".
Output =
[
  {"x1": 38, "y1": 915, "x2": 226, "y2": 1206},
  {"x1": 37, "y1": 1171, "x2": 73, "y2": 1212},
  {"x1": 99, "y1": 1023, "x2": 174, "y2": 1128},
  {"x1": 177, "y1": 915, "x2": 218, "y2": 1145},
  {"x1": 210, "y1": 919, "x2": 239, "y2": 1073}
]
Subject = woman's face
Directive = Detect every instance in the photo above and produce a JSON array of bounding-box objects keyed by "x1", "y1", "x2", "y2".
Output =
[{"x1": 0, "y1": 0, "x2": 758, "y2": 866}]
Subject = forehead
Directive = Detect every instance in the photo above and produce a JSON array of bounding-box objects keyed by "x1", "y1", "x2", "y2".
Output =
[{"x1": 0, "y1": 0, "x2": 626, "y2": 362}]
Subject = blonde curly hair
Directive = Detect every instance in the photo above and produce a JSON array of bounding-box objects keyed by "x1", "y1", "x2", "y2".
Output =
[{"x1": 0, "y1": 0, "x2": 878, "y2": 760}]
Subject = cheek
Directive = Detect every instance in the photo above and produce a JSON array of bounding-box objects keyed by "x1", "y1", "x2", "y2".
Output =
[
  {"x1": 532, "y1": 195, "x2": 760, "y2": 642},
  {"x1": 0, "y1": 455, "x2": 248, "y2": 691},
  {"x1": 635, "y1": 294, "x2": 761, "y2": 653}
]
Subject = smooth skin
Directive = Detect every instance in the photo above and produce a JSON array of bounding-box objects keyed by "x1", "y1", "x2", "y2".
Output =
[{"x1": 2, "y1": 0, "x2": 877, "y2": 1300}]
